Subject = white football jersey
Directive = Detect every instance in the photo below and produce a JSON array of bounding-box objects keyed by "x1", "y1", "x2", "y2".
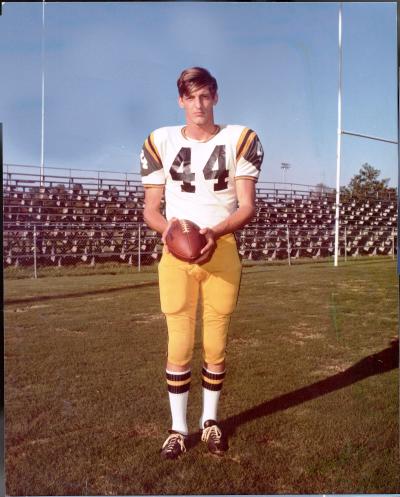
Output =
[{"x1": 140, "y1": 124, "x2": 263, "y2": 228}]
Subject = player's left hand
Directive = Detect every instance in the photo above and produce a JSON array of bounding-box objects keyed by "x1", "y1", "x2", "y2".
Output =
[{"x1": 193, "y1": 227, "x2": 217, "y2": 265}]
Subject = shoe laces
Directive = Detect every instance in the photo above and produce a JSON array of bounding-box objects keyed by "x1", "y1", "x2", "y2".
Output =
[
  {"x1": 162, "y1": 433, "x2": 186, "y2": 453},
  {"x1": 201, "y1": 424, "x2": 222, "y2": 444}
]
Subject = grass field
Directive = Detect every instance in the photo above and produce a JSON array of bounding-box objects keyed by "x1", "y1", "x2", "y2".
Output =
[{"x1": 4, "y1": 257, "x2": 399, "y2": 495}]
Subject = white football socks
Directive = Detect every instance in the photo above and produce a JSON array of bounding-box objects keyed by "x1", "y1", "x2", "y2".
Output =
[
  {"x1": 199, "y1": 368, "x2": 226, "y2": 429},
  {"x1": 165, "y1": 368, "x2": 226, "y2": 433},
  {"x1": 200, "y1": 389, "x2": 221, "y2": 429},
  {"x1": 166, "y1": 369, "x2": 191, "y2": 436}
]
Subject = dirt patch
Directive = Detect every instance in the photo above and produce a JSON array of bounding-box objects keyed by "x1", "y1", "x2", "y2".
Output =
[
  {"x1": 5, "y1": 303, "x2": 51, "y2": 313},
  {"x1": 56, "y1": 327, "x2": 86, "y2": 336},
  {"x1": 291, "y1": 330, "x2": 324, "y2": 340},
  {"x1": 10, "y1": 308, "x2": 29, "y2": 313},
  {"x1": 126, "y1": 422, "x2": 160, "y2": 439},
  {"x1": 230, "y1": 336, "x2": 261, "y2": 347},
  {"x1": 337, "y1": 281, "x2": 368, "y2": 291},
  {"x1": 310, "y1": 360, "x2": 354, "y2": 377},
  {"x1": 133, "y1": 313, "x2": 163, "y2": 324},
  {"x1": 289, "y1": 322, "x2": 324, "y2": 342},
  {"x1": 27, "y1": 437, "x2": 52, "y2": 446}
]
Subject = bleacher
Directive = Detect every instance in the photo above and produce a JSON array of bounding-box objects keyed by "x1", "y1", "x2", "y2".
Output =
[
  {"x1": 239, "y1": 188, "x2": 397, "y2": 261},
  {"x1": 3, "y1": 165, "x2": 398, "y2": 267}
]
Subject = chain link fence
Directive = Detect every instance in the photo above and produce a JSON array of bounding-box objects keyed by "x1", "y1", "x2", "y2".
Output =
[
  {"x1": 3, "y1": 223, "x2": 161, "y2": 271},
  {"x1": 3, "y1": 222, "x2": 397, "y2": 278}
]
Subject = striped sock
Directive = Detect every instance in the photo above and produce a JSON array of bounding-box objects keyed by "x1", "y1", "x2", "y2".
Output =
[
  {"x1": 200, "y1": 368, "x2": 225, "y2": 429},
  {"x1": 166, "y1": 369, "x2": 191, "y2": 435}
]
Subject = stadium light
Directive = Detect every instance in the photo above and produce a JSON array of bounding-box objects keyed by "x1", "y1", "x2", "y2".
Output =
[{"x1": 281, "y1": 162, "x2": 291, "y2": 183}]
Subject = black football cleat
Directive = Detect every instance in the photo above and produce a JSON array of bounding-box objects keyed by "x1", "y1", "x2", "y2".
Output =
[
  {"x1": 200, "y1": 420, "x2": 227, "y2": 456},
  {"x1": 160, "y1": 430, "x2": 187, "y2": 460}
]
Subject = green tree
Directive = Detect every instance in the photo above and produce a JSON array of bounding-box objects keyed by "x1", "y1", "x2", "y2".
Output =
[{"x1": 341, "y1": 163, "x2": 392, "y2": 199}]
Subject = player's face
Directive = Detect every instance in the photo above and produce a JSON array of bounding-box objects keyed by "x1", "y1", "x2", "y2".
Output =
[{"x1": 178, "y1": 86, "x2": 218, "y2": 127}]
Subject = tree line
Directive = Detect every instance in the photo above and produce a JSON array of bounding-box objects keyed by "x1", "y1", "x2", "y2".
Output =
[{"x1": 316, "y1": 163, "x2": 397, "y2": 200}]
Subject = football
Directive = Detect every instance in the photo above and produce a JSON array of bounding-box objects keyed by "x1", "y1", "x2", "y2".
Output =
[{"x1": 165, "y1": 219, "x2": 207, "y2": 262}]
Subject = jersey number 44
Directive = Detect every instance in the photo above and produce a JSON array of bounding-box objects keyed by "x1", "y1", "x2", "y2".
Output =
[{"x1": 170, "y1": 145, "x2": 228, "y2": 193}]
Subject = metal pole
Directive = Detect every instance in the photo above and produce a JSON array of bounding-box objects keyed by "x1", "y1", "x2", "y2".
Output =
[
  {"x1": 138, "y1": 224, "x2": 141, "y2": 272},
  {"x1": 342, "y1": 130, "x2": 398, "y2": 145},
  {"x1": 33, "y1": 225, "x2": 38, "y2": 279},
  {"x1": 40, "y1": 0, "x2": 45, "y2": 186},
  {"x1": 286, "y1": 225, "x2": 291, "y2": 266},
  {"x1": 344, "y1": 226, "x2": 347, "y2": 262},
  {"x1": 392, "y1": 228, "x2": 395, "y2": 260},
  {"x1": 334, "y1": 2, "x2": 343, "y2": 267}
]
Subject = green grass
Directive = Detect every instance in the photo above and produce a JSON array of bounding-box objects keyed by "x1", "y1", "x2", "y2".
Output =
[{"x1": 4, "y1": 258, "x2": 399, "y2": 495}]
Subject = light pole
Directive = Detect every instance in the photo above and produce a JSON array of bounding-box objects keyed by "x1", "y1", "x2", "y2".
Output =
[{"x1": 281, "y1": 162, "x2": 291, "y2": 183}]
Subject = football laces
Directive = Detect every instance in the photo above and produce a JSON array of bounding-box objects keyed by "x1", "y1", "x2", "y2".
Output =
[{"x1": 180, "y1": 220, "x2": 190, "y2": 234}]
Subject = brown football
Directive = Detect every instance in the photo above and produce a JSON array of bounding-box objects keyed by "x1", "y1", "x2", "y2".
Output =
[{"x1": 165, "y1": 219, "x2": 207, "y2": 262}]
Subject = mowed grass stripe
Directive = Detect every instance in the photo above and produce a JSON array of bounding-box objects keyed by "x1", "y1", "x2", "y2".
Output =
[
  {"x1": 4, "y1": 270, "x2": 158, "y2": 302},
  {"x1": 4, "y1": 260, "x2": 399, "y2": 495},
  {"x1": 5, "y1": 280, "x2": 158, "y2": 305}
]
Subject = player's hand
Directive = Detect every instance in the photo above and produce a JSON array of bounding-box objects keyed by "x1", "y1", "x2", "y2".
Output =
[
  {"x1": 193, "y1": 227, "x2": 217, "y2": 265},
  {"x1": 161, "y1": 217, "x2": 178, "y2": 254}
]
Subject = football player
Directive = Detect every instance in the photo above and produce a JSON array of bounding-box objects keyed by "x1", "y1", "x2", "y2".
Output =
[{"x1": 140, "y1": 67, "x2": 263, "y2": 459}]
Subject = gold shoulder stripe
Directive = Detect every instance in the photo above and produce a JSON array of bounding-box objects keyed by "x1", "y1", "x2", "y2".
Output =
[
  {"x1": 236, "y1": 128, "x2": 250, "y2": 159},
  {"x1": 144, "y1": 133, "x2": 162, "y2": 166},
  {"x1": 148, "y1": 133, "x2": 162, "y2": 163},
  {"x1": 238, "y1": 131, "x2": 256, "y2": 161},
  {"x1": 143, "y1": 184, "x2": 165, "y2": 189}
]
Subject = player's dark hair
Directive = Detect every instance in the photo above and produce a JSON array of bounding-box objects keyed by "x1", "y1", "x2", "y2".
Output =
[{"x1": 177, "y1": 67, "x2": 218, "y2": 98}]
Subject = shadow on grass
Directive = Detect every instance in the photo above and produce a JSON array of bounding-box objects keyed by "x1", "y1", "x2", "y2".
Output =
[
  {"x1": 188, "y1": 339, "x2": 399, "y2": 448},
  {"x1": 5, "y1": 280, "x2": 158, "y2": 305}
]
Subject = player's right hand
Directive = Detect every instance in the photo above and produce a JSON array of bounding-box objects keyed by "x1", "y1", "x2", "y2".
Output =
[
  {"x1": 161, "y1": 217, "x2": 178, "y2": 254},
  {"x1": 192, "y1": 227, "x2": 217, "y2": 265}
]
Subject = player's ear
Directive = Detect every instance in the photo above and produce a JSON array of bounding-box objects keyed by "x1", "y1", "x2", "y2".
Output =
[
  {"x1": 213, "y1": 92, "x2": 219, "y2": 105},
  {"x1": 178, "y1": 96, "x2": 184, "y2": 109}
]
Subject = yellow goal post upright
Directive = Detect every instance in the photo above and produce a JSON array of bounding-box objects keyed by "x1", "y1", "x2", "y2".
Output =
[{"x1": 334, "y1": 2, "x2": 398, "y2": 267}]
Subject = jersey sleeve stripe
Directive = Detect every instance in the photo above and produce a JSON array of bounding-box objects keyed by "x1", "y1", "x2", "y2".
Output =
[
  {"x1": 234, "y1": 175, "x2": 258, "y2": 182},
  {"x1": 236, "y1": 128, "x2": 250, "y2": 158},
  {"x1": 148, "y1": 132, "x2": 162, "y2": 163},
  {"x1": 145, "y1": 133, "x2": 162, "y2": 167},
  {"x1": 143, "y1": 184, "x2": 165, "y2": 189},
  {"x1": 236, "y1": 128, "x2": 255, "y2": 160},
  {"x1": 238, "y1": 131, "x2": 257, "y2": 161}
]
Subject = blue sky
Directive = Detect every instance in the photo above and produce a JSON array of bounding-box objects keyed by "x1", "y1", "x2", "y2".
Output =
[{"x1": 0, "y1": 2, "x2": 397, "y2": 188}]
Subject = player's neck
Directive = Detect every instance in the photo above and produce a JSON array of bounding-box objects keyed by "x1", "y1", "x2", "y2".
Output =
[{"x1": 183, "y1": 123, "x2": 220, "y2": 142}]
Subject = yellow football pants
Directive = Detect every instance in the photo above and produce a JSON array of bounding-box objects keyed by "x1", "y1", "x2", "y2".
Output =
[{"x1": 158, "y1": 233, "x2": 242, "y2": 366}]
